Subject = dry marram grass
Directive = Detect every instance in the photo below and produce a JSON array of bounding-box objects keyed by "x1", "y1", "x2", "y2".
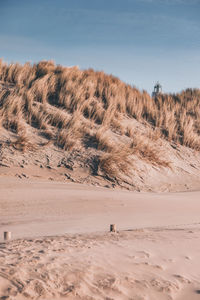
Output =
[{"x1": 0, "y1": 59, "x2": 199, "y2": 180}]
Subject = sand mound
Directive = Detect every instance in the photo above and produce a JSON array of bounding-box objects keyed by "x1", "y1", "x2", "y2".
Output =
[{"x1": 0, "y1": 60, "x2": 200, "y2": 191}]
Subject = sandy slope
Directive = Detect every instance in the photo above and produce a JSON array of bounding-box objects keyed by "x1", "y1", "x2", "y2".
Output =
[
  {"x1": 1, "y1": 125, "x2": 200, "y2": 193},
  {"x1": 1, "y1": 178, "x2": 200, "y2": 299}
]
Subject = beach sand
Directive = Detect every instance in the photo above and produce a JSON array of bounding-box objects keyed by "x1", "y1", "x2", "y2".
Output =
[{"x1": 1, "y1": 177, "x2": 200, "y2": 299}]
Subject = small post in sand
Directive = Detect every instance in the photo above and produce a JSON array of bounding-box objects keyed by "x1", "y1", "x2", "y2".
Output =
[
  {"x1": 4, "y1": 232, "x2": 11, "y2": 241},
  {"x1": 110, "y1": 224, "x2": 116, "y2": 233}
]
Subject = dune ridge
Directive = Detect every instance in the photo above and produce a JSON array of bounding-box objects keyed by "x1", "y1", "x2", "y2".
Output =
[{"x1": 0, "y1": 60, "x2": 200, "y2": 190}]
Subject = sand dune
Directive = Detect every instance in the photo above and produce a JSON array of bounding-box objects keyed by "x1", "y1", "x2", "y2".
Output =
[
  {"x1": 1, "y1": 58, "x2": 200, "y2": 299},
  {"x1": 1, "y1": 62, "x2": 200, "y2": 192}
]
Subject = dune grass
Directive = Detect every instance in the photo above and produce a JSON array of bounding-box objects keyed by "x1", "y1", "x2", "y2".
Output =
[{"x1": 0, "y1": 59, "x2": 199, "y2": 179}]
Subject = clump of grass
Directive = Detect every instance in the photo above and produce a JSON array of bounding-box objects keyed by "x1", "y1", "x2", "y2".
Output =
[
  {"x1": 11, "y1": 135, "x2": 36, "y2": 152},
  {"x1": 98, "y1": 148, "x2": 132, "y2": 180},
  {"x1": 129, "y1": 133, "x2": 170, "y2": 167},
  {"x1": 57, "y1": 129, "x2": 77, "y2": 151}
]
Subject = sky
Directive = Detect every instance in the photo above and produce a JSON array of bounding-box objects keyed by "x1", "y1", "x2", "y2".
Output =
[{"x1": 0, "y1": 0, "x2": 200, "y2": 93}]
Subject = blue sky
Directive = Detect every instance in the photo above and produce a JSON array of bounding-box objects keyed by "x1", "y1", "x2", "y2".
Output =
[{"x1": 0, "y1": 0, "x2": 200, "y2": 93}]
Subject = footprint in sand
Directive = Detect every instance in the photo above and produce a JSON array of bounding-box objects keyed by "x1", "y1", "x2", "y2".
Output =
[
  {"x1": 173, "y1": 274, "x2": 191, "y2": 284},
  {"x1": 136, "y1": 251, "x2": 150, "y2": 258}
]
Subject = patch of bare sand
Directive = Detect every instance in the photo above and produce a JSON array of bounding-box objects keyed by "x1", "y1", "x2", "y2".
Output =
[
  {"x1": 1, "y1": 228, "x2": 200, "y2": 300},
  {"x1": 1, "y1": 178, "x2": 200, "y2": 239},
  {"x1": 1, "y1": 178, "x2": 200, "y2": 299}
]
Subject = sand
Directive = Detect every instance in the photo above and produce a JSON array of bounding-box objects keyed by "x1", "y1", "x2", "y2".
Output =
[
  {"x1": 1, "y1": 228, "x2": 200, "y2": 300},
  {"x1": 1, "y1": 177, "x2": 200, "y2": 299},
  {"x1": 1, "y1": 124, "x2": 200, "y2": 193}
]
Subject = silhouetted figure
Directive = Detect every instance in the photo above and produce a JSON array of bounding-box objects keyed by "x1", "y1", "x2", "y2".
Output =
[{"x1": 152, "y1": 82, "x2": 162, "y2": 98}]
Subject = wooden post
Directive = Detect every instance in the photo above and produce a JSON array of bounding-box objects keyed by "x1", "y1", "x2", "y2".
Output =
[
  {"x1": 110, "y1": 224, "x2": 116, "y2": 233},
  {"x1": 4, "y1": 232, "x2": 11, "y2": 241}
]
